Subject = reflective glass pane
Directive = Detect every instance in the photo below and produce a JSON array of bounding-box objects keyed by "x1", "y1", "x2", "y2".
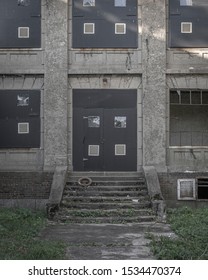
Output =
[
  {"x1": 114, "y1": 116, "x2": 127, "y2": 128},
  {"x1": 88, "y1": 116, "x2": 100, "y2": 127}
]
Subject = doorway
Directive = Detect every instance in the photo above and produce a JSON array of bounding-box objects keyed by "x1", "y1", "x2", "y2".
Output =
[{"x1": 73, "y1": 90, "x2": 137, "y2": 171}]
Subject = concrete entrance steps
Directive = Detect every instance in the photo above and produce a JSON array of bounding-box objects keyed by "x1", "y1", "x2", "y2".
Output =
[{"x1": 55, "y1": 172, "x2": 155, "y2": 223}]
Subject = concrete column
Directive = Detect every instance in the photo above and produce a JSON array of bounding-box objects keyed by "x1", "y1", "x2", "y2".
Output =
[
  {"x1": 142, "y1": 0, "x2": 167, "y2": 171},
  {"x1": 44, "y1": 0, "x2": 68, "y2": 170}
]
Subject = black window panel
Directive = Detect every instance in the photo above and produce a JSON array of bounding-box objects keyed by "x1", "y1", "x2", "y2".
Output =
[
  {"x1": 169, "y1": 0, "x2": 208, "y2": 47},
  {"x1": 0, "y1": 90, "x2": 40, "y2": 119},
  {"x1": 73, "y1": 18, "x2": 137, "y2": 48},
  {"x1": 73, "y1": 0, "x2": 137, "y2": 48},
  {"x1": 0, "y1": 0, "x2": 41, "y2": 48},
  {"x1": 0, "y1": 90, "x2": 40, "y2": 148},
  {"x1": 73, "y1": 89, "x2": 137, "y2": 108}
]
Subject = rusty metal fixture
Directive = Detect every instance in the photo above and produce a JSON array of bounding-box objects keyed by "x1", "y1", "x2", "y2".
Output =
[{"x1": 78, "y1": 177, "x2": 92, "y2": 187}]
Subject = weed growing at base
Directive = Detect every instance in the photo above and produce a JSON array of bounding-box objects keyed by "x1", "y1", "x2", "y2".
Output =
[
  {"x1": 150, "y1": 207, "x2": 208, "y2": 259},
  {"x1": 0, "y1": 208, "x2": 65, "y2": 260}
]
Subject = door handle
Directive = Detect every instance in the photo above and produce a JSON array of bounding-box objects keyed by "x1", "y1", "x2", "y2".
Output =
[{"x1": 83, "y1": 158, "x2": 88, "y2": 161}]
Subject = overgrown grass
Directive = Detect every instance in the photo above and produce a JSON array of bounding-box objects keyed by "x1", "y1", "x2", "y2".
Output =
[
  {"x1": 0, "y1": 208, "x2": 66, "y2": 260},
  {"x1": 150, "y1": 207, "x2": 208, "y2": 259}
]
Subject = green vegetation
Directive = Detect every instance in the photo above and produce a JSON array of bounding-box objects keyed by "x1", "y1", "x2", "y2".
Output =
[
  {"x1": 150, "y1": 207, "x2": 208, "y2": 259},
  {"x1": 0, "y1": 208, "x2": 66, "y2": 260}
]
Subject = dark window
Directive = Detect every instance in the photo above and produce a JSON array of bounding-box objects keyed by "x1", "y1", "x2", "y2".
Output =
[
  {"x1": 169, "y1": 0, "x2": 208, "y2": 47},
  {"x1": 170, "y1": 90, "x2": 208, "y2": 146},
  {"x1": 0, "y1": 90, "x2": 41, "y2": 148},
  {"x1": 0, "y1": 0, "x2": 41, "y2": 48},
  {"x1": 72, "y1": 0, "x2": 137, "y2": 48},
  {"x1": 197, "y1": 178, "x2": 208, "y2": 200}
]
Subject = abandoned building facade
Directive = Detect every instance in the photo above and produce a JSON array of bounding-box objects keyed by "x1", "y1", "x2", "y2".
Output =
[{"x1": 1, "y1": 0, "x2": 208, "y2": 207}]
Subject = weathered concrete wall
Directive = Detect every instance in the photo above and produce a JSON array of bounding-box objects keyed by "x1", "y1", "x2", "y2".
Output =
[
  {"x1": 167, "y1": 50, "x2": 208, "y2": 74},
  {"x1": 0, "y1": 75, "x2": 44, "y2": 170},
  {"x1": 44, "y1": 0, "x2": 68, "y2": 170},
  {"x1": 0, "y1": 171, "x2": 53, "y2": 210},
  {"x1": 142, "y1": 0, "x2": 167, "y2": 171}
]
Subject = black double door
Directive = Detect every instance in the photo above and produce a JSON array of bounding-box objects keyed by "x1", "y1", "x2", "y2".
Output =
[
  {"x1": 73, "y1": 107, "x2": 137, "y2": 171},
  {"x1": 73, "y1": 90, "x2": 137, "y2": 171}
]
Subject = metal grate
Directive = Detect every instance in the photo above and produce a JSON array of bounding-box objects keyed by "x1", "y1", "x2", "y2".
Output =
[
  {"x1": 84, "y1": 23, "x2": 95, "y2": 34},
  {"x1": 115, "y1": 23, "x2": 126, "y2": 34},
  {"x1": 18, "y1": 27, "x2": 30, "y2": 38},
  {"x1": 181, "y1": 22, "x2": 192, "y2": 33},
  {"x1": 88, "y1": 145, "x2": 99, "y2": 156},
  {"x1": 115, "y1": 144, "x2": 126, "y2": 156},
  {"x1": 177, "y1": 179, "x2": 196, "y2": 200},
  {"x1": 18, "y1": 122, "x2": 29, "y2": 134}
]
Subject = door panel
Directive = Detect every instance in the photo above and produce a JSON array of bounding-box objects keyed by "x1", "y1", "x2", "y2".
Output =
[{"x1": 104, "y1": 109, "x2": 137, "y2": 171}]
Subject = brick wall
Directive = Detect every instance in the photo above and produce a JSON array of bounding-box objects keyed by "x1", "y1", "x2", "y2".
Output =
[
  {"x1": 0, "y1": 172, "x2": 53, "y2": 199},
  {"x1": 158, "y1": 172, "x2": 208, "y2": 208}
]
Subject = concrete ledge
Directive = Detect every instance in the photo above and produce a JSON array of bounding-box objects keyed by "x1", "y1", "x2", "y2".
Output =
[
  {"x1": 0, "y1": 199, "x2": 48, "y2": 210},
  {"x1": 46, "y1": 166, "x2": 67, "y2": 219},
  {"x1": 143, "y1": 166, "x2": 166, "y2": 222}
]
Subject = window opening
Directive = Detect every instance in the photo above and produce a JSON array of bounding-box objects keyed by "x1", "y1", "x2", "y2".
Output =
[
  {"x1": 114, "y1": 116, "x2": 127, "y2": 128},
  {"x1": 17, "y1": 0, "x2": 30, "y2": 6},
  {"x1": 114, "y1": 0, "x2": 126, "y2": 7},
  {"x1": 170, "y1": 90, "x2": 208, "y2": 146},
  {"x1": 18, "y1": 27, "x2": 30, "y2": 38},
  {"x1": 88, "y1": 116, "x2": 100, "y2": 128},
  {"x1": 84, "y1": 23, "x2": 95, "y2": 34},
  {"x1": 197, "y1": 178, "x2": 208, "y2": 199},
  {"x1": 180, "y1": 0, "x2": 192, "y2": 6},
  {"x1": 17, "y1": 94, "x2": 29, "y2": 106},
  {"x1": 181, "y1": 22, "x2": 192, "y2": 33},
  {"x1": 83, "y1": 0, "x2": 95, "y2": 6},
  {"x1": 115, "y1": 23, "x2": 126, "y2": 34}
]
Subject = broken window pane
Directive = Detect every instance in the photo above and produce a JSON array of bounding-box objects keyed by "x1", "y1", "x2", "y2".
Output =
[
  {"x1": 17, "y1": 0, "x2": 30, "y2": 6},
  {"x1": 88, "y1": 116, "x2": 100, "y2": 127},
  {"x1": 83, "y1": 0, "x2": 95, "y2": 6},
  {"x1": 17, "y1": 94, "x2": 29, "y2": 106},
  {"x1": 114, "y1": 116, "x2": 127, "y2": 128}
]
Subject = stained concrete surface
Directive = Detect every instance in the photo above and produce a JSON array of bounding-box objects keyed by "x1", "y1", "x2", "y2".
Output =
[{"x1": 40, "y1": 222, "x2": 176, "y2": 260}]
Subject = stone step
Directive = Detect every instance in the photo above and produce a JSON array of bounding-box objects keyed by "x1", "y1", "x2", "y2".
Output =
[
  {"x1": 56, "y1": 215, "x2": 155, "y2": 224},
  {"x1": 65, "y1": 185, "x2": 146, "y2": 191},
  {"x1": 57, "y1": 208, "x2": 153, "y2": 217},
  {"x1": 62, "y1": 196, "x2": 150, "y2": 203},
  {"x1": 64, "y1": 190, "x2": 148, "y2": 197},
  {"x1": 61, "y1": 201, "x2": 151, "y2": 209}
]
